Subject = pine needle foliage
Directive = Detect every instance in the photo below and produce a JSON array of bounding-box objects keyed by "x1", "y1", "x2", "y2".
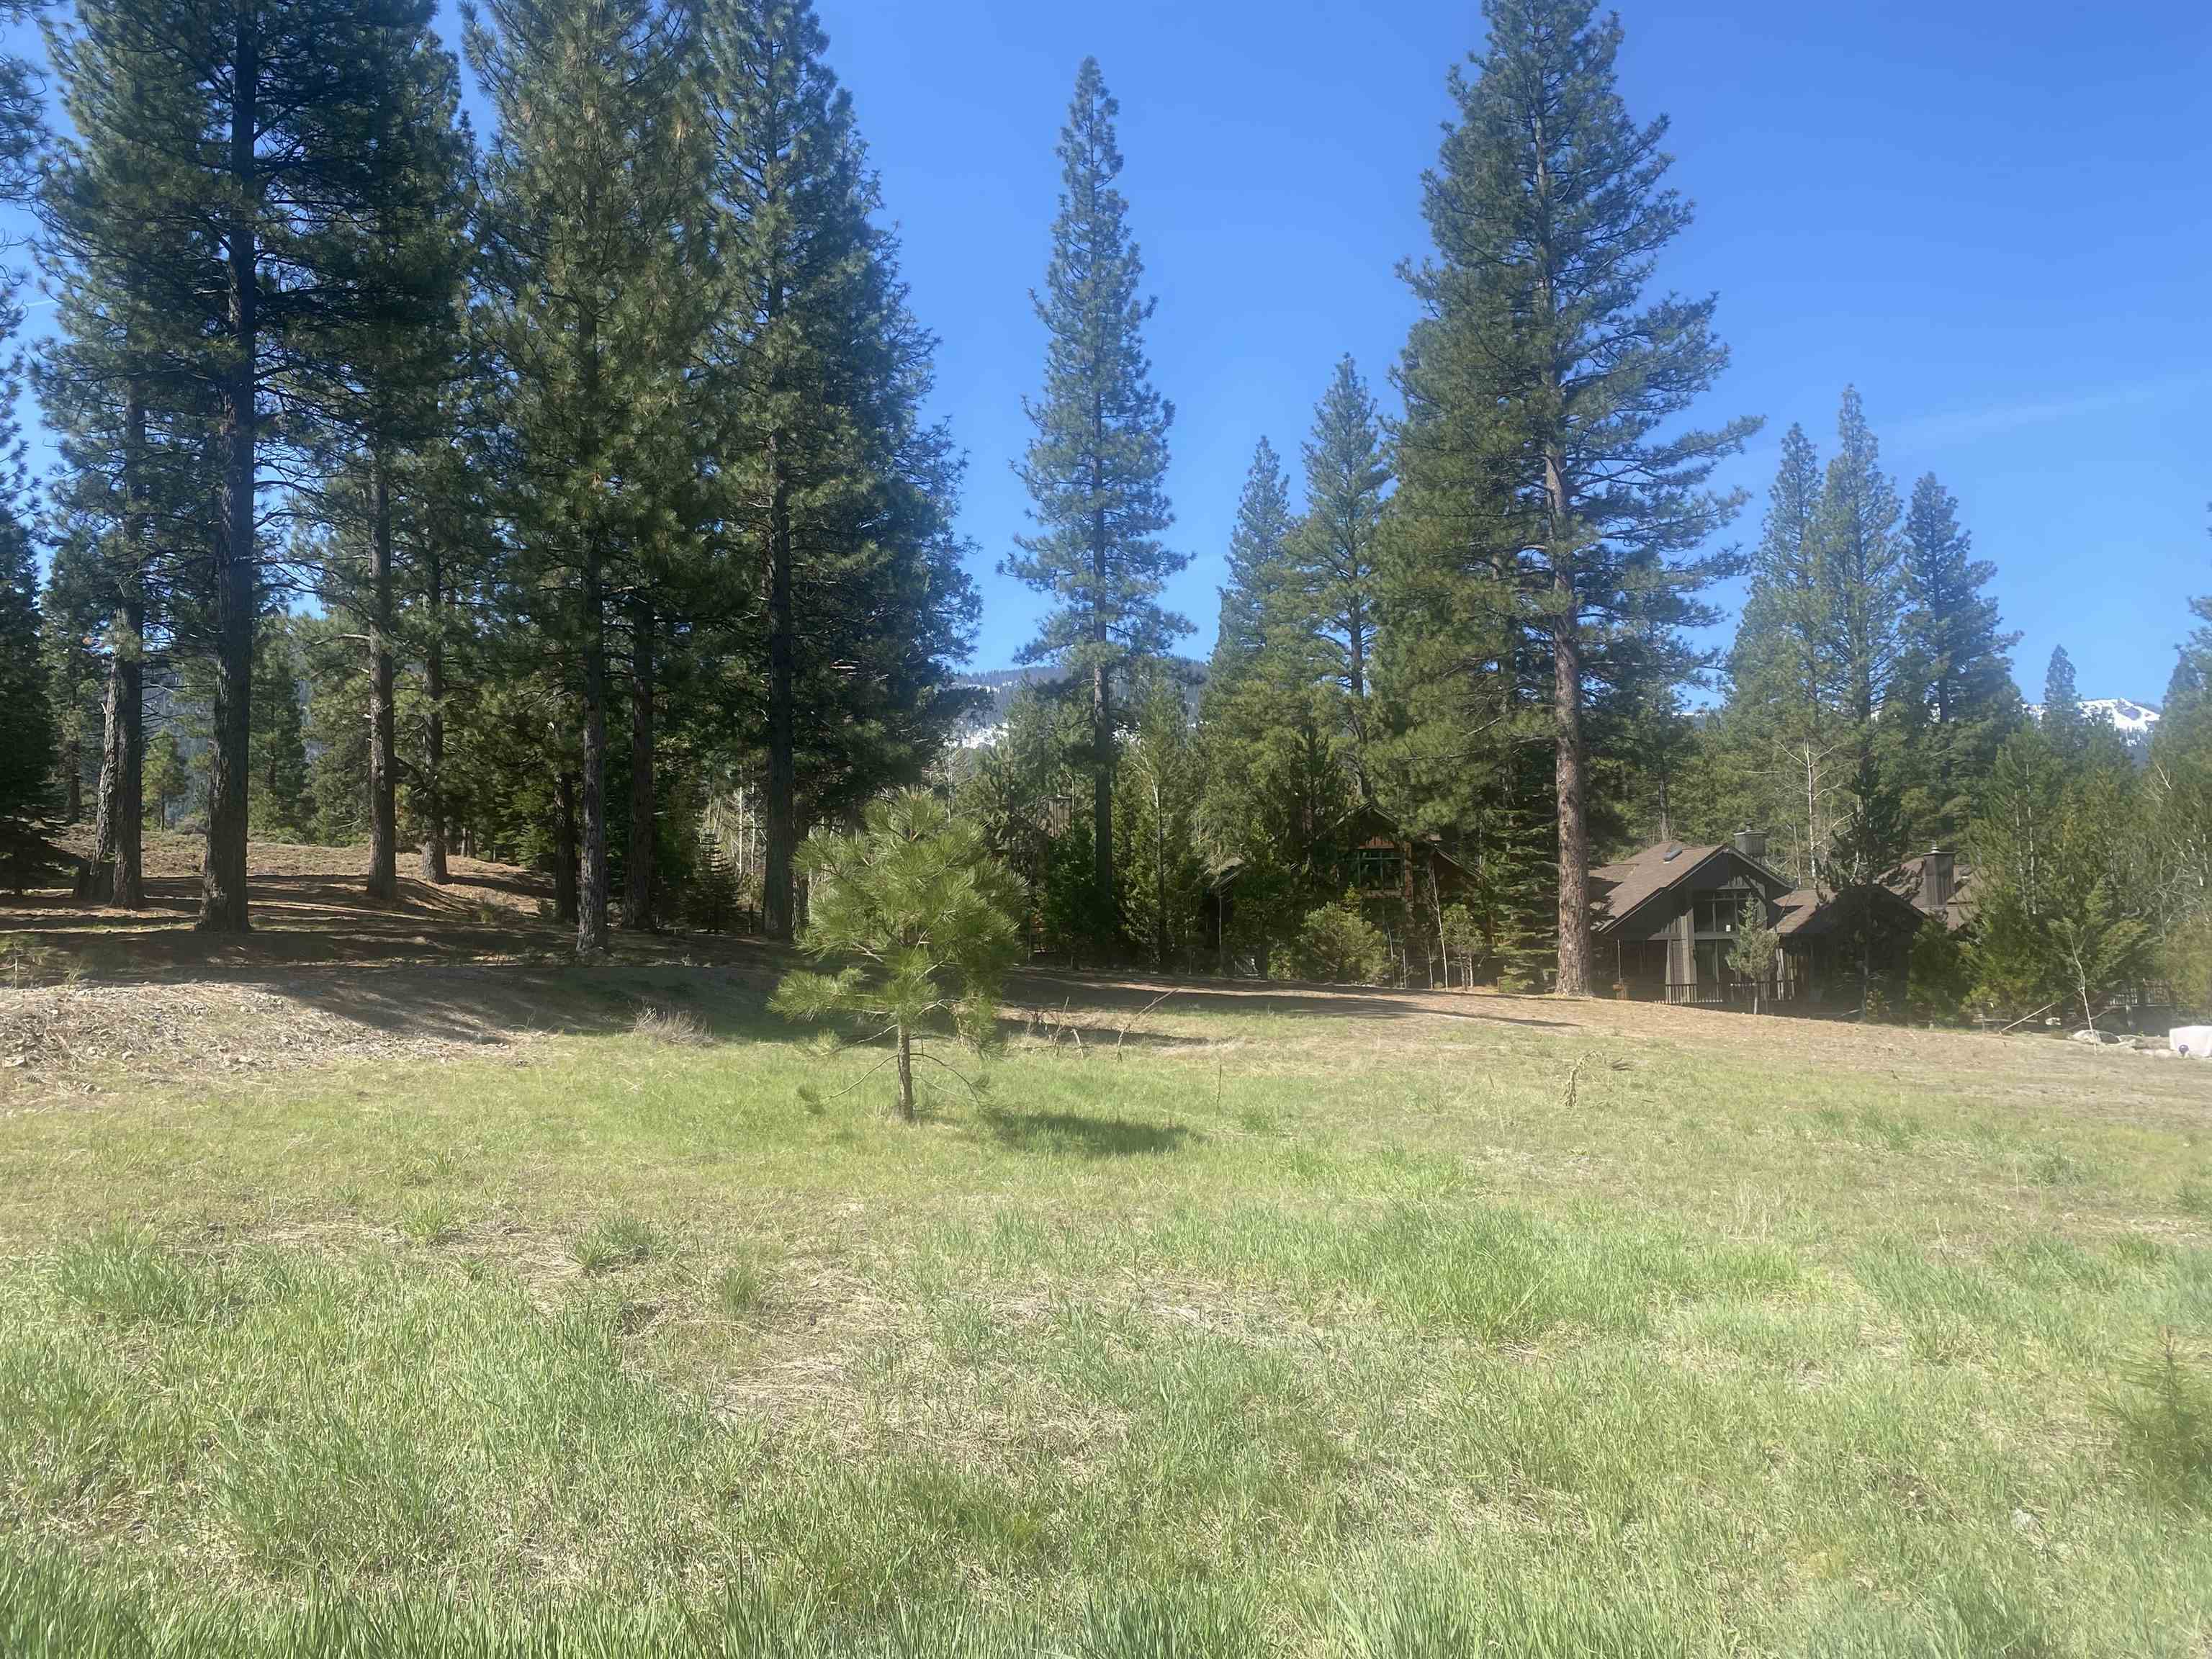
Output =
[
  {"x1": 1005, "y1": 58, "x2": 1187, "y2": 944},
  {"x1": 773, "y1": 791, "x2": 1022, "y2": 1122},
  {"x1": 1391, "y1": 0, "x2": 1757, "y2": 995}
]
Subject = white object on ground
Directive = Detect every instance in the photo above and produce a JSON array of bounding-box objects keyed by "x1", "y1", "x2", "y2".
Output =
[{"x1": 2171, "y1": 1026, "x2": 2212, "y2": 1059}]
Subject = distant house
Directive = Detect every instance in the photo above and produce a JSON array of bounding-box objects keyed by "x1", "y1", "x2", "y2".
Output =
[
  {"x1": 1204, "y1": 801, "x2": 1476, "y2": 978},
  {"x1": 1593, "y1": 831, "x2": 1923, "y2": 1012}
]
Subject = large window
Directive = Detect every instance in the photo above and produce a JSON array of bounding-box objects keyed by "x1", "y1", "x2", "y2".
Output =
[
  {"x1": 1694, "y1": 894, "x2": 1749, "y2": 936},
  {"x1": 1355, "y1": 847, "x2": 1403, "y2": 892}
]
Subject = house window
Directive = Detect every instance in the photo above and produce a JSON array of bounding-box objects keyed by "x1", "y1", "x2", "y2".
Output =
[
  {"x1": 1355, "y1": 847, "x2": 1402, "y2": 892},
  {"x1": 1694, "y1": 894, "x2": 1749, "y2": 936}
]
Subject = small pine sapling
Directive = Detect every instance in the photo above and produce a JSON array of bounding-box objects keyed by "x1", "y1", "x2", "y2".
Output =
[
  {"x1": 1727, "y1": 920, "x2": 1781, "y2": 1014},
  {"x1": 772, "y1": 791, "x2": 1022, "y2": 1121}
]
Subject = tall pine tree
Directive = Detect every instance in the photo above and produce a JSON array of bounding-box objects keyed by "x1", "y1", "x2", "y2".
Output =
[
  {"x1": 470, "y1": 0, "x2": 707, "y2": 953},
  {"x1": 1005, "y1": 58, "x2": 1186, "y2": 951},
  {"x1": 2041, "y1": 644, "x2": 2085, "y2": 760},
  {"x1": 1894, "y1": 472, "x2": 2019, "y2": 846},
  {"x1": 312, "y1": 23, "x2": 472, "y2": 901},
  {"x1": 1212, "y1": 437, "x2": 1292, "y2": 678},
  {"x1": 1279, "y1": 355, "x2": 1389, "y2": 796},
  {"x1": 1815, "y1": 386, "x2": 1905, "y2": 747},
  {"x1": 1725, "y1": 423, "x2": 1841, "y2": 881},
  {"x1": 702, "y1": 0, "x2": 974, "y2": 943},
  {"x1": 1392, "y1": 0, "x2": 1755, "y2": 994},
  {"x1": 45, "y1": 0, "x2": 451, "y2": 931}
]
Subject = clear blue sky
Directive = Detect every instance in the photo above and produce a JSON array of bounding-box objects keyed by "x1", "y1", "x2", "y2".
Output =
[{"x1": 11, "y1": 0, "x2": 2210, "y2": 702}]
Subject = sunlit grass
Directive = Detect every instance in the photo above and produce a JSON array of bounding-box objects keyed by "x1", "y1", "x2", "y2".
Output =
[{"x1": 2, "y1": 986, "x2": 2209, "y2": 1653}]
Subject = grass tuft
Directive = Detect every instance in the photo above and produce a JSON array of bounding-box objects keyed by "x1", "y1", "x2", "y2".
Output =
[
  {"x1": 571, "y1": 1213, "x2": 660, "y2": 1274},
  {"x1": 715, "y1": 1256, "x2": 768, "y2": 1319},
  {"x1": 631, "y1": 1004, "x2": 710, "y2": 1046}
]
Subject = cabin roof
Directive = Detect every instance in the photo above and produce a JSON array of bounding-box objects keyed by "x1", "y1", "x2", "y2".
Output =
[{"x1": 1591, "y1": 841, "x2": 1791, "y2": 935}]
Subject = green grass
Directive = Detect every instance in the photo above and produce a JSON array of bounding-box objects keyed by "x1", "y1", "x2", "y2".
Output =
[{"x1": 2, "y1": 984, "x2": 2211, "y2": 1654}]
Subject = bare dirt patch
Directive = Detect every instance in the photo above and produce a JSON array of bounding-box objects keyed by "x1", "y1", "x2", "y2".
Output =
[{"x1": 4, "y1": 835, "x2": 2205, "y2": 1121}]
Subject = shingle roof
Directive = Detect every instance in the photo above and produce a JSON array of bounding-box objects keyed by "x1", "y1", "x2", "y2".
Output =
[{"x1": 1591, "y1": 842, "x2": 1725, "y2": 930}]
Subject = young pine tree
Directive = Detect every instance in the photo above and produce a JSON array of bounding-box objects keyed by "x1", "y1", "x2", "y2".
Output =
[
  {"x1": 772, "y1": 791, "x2": 1022, "y2": 1123},
  {"x1": 1005, "y1": 58, "x2": 1187, "y2": 954},
  {"x1": 1391, "y1": 0, "x2": 1756, "y2": 996}
]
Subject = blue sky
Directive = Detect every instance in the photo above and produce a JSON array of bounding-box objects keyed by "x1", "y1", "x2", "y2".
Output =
[{"x1": 11, "y1": 0, "x2": 2211, "y2": 701}]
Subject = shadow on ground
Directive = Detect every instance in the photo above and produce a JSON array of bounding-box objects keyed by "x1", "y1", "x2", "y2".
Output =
[{"x1": 978, "y1": 1107, "x2": 1194, "y2": 1158}]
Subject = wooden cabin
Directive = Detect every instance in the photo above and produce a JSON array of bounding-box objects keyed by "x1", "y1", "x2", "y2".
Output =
[{"x1": 1593, "y1": 831, "x2": 1923, "y2": 1012}]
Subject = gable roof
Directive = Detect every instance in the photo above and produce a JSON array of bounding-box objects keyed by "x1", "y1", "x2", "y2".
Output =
[
  {"x1": 1591, "y1": 841, "x2": 1792, "y2": 935},
  {"x1": 1776, "y1": 881, "x2": 1928, "y2": 938}
]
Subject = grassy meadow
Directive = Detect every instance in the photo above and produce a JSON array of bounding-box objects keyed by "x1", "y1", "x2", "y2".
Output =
[{"x1": 3, "y1": 968, "x2": 2211, "y2": 1655}]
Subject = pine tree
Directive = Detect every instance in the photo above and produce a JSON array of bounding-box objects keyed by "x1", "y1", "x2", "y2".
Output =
[
  {"x1": 312, "y1": 24, "x2": 472, "y2": 901},
  {"x1": 1114, "y1": 665, "x2": 1207, "y2": 970},
  {"x1": 1391, "y1": 0, "x2": 1756, "y2": 995},
  {"x1": 470, "y1": 0, "x2": 708, "y2": 954},
  {"x1": 1815, "y1": 387, "x2": 1905, "y2": 742},
  {"x1": 1894, "y1": 472, "x2": 2020, "y2": 845},
  {"x1": 249, "y1": 619, "x2": 310, "y2": 839},
  {"x1": 1005, "y1": 58, "x2": 1187, "y2": 953},
  {"x1": 702, "y1": 0, "x2": 974, "y2": 943},
  {"x1": 144, "y1": 730, "x2": 189, "y2": 830},
  {"x1": 0, "y1": 496, "x2": 50, "y2": 832},
  {"x1": 2041, "y1": 644, "x2": 2085, "y2": 760},
  {"x1": 772, "y1": 791, "x2": 1022, "y2": 1123},
  {"x1": 1278, "y1": 356, "x2": 1389, "y2": 794},
  {"x1": 1725, "y1": 423, "x2": 1842, "y2": 881},
  {"x1": 1213, "y1": 438, "x2": 1292, "y2": 677},
  {"x1": 43, "y1": 0, "x2": 454, "y2": 932}
]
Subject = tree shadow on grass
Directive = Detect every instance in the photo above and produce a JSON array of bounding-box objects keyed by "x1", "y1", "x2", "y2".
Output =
[{"x1": 979, "y1": 1106, "x2": 1194, "y2": 1159}]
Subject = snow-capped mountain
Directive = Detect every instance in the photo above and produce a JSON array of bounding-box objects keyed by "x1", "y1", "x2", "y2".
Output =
[{"x1": 2026, "y1": 696, "x2": 2161, "y2": 753}]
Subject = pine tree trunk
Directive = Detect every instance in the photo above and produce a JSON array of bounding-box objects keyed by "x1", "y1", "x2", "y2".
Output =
[
  {"x1": 578, "y1": 538, "x2": 610, "y2": 954},
  {"x1": 418, "y1": 539, "x2": 448, "y2": 884},
  {"x1": 82, "y1": 652, "x2": 122, "y2": 902},
  {"x1": 200, "y1": 13, "x2": 256, "y2": 935},
  {"x1": 1153, "y1": 776, "x2": 1166, "y2": 970},
  {"x1": 62, "y1": 738, "x2": 81, "y2": 824},
  {"x1": 575, "y1": 310, "x2": 609, "y2": 956},
  {"x1": 1550, "y1": 493, "x2": 1593, "y2": 999},
  {"x1": 1092, "y1": 657, "x2": 1112, "y2": 939},
  {"x1": 763, "y1": 454, "x2": 797, "y2": 943},
  {"x1": 366, "y1": 448, "x2": 398, "y2": 903},
  {"x1": 554, "y1": 771, "x2": 579, "y2": 925},
  {"x1": 895, "y1": 1022, "x2": 915, "y2": 1123},
  {"x1": 624, "y1": 595, "x2": 655, "y2": 931},
  {"x1": 112, "y1": 595, "x2": 143, "y2": 909}
]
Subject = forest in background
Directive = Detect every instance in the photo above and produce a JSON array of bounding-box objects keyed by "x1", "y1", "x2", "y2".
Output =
[{"x1": 0, "y1": 0, "x2": 2204, "y2": 1021}]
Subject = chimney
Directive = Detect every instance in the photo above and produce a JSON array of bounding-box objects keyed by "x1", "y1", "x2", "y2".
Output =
[
  {"x1": 1925, "y1": 848, "x2": 1954, "y2": 916},
  {"x1": 1733, "y1": 828, "x2": 1767, "y2": 862}
]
